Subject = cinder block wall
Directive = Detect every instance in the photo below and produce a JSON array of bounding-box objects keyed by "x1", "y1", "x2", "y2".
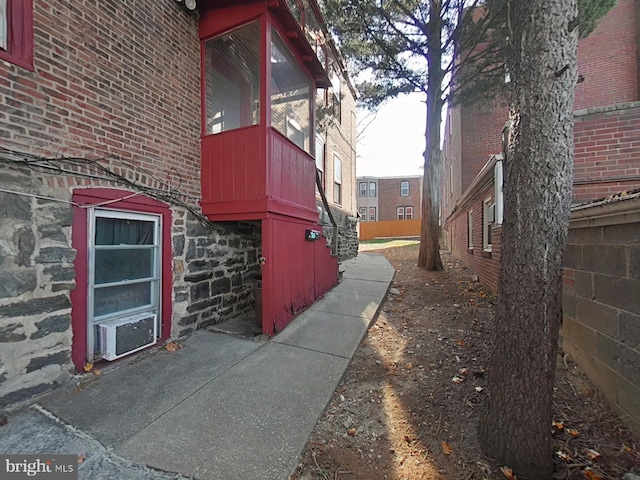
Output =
[{"x1": 563, "y1": 219, "x2": 640, "y2": 434}]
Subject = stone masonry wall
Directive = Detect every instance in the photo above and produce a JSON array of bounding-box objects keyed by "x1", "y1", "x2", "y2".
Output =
[
  {"x1": 562, "y1": 218, "x2": 640, "y2": 434},
  {"x1": 0, "y1": 168, "x2": 75, "y2": 408},
  {"x1": 0, "y1": 162, "x2": 261, "y2": 409}
]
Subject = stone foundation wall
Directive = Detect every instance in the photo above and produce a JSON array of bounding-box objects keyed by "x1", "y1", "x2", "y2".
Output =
[
  {"x1": 321, "y1": 206, "x2": 358, "y2": 262},
  {"x1": 0, "y1": 163, "x2": 260, "y2": 410}
]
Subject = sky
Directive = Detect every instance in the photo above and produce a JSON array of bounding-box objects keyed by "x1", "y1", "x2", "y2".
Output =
[{"x1": 356, "y1": 92, "x2": 427, "y2": 178}]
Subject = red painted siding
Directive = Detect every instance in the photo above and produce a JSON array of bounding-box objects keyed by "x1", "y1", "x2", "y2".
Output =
[{"x1": 262, "y1": 217, "x2": 338, "y2": 335}]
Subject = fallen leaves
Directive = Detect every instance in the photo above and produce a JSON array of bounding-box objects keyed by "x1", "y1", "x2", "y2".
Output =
[
  {"x1": 584, "y1": 448, "x2": 601, "y2": 461},
  {"x1": 552, "y1": 419, "x2": 565, "y2": 431},
  {"x1": 583, "y1": 467, "x2": 604, "y2": 480},
  {"x1": 441, "y1": 441, "x2": 452, "y2": 455},
  {"x1": 83, "y1": 363, "x2": 94, "y2": 372},
  {"x1": 77, "y1": 454, "x2": 86, "y2": 464},
  {"x1": 500, "y1": 465, "x2": 517, "y2": 480},
  {"x1": 164, "y1": 341, "x2": 183, "y2": 352}
]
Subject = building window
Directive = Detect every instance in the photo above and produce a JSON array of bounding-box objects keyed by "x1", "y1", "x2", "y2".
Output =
[
  {"x1": 331, "y1": 70, "x2": 342, "y2": 122},
  {"x1": 333, "y1": 155, "x2": 342, "y2": 204},
  {"x1": 271, "y1": 30, "x2": 313, "y2": 153},
  {"x1": 467, "y1": 210, "x2": 473, "y2": 249},
  {"x1": 400, "y1": 181, "x2": 409, "y2": 196},
  {"x1": 359, "y1": 182, "x2": 367, "y2": 197},
  {"x1": 359, "y1": 206, "x2": 367, "y2": 221},
  {"x1": 369, "y1": 182, "x2": 376, "y2": 197},
  {"x1": 0, "y1": 0, "x2": 34, "y2": 70},
  {"x1": 315, "y1": 135, "x2": 325, "y2": 193},
  {"x1": 70, "y1": 189, "x2": 172, "y2": 369},
  {"x1": 406, "y1": 206, "x2": 413, "y2": 220},
  {"x1": 397, "y1": 207, "x2": 405, "y2": 220},
  {"x1": 369, "y1": 207, "x2": 376, "y2": 222},
  {"x1": 204, "y1": 22, "x2": 260, "y2": 136},
  {"x1": 483, "y1": 198, "x2": 494, "y2": 251},
  {"x1": 494, "y1": 159, "x2": 504, "y2": 225}
]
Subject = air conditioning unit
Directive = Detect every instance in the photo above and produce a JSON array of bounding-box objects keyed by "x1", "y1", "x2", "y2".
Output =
[{"x1": 99, "y1": 312, "x2": 157, "y2": 361}]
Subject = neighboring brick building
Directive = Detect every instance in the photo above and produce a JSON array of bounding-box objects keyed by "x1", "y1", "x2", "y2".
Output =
[
  {"x1": 356, "y1": 175, "x2": 422, "y2": 222},
  {"x1": 0, "y1": 0, "x2": 357, "y2": 408},
  {"x1": 442, "y1": 0, "x2": 640, "y2": 433}
]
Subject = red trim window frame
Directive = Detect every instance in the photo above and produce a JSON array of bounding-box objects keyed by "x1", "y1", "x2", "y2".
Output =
[
  {"x1": 70, "y1": 189, "x2": 173, "y2": 370},
  {"x1": 0, "y1": 0, "x2": 34, "y2": 70}
]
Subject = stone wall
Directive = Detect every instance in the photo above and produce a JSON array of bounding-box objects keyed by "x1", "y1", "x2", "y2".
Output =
[
  {"x1": 562, "y1": 198, "x2": 640, "y2": 434},
  {"x1": 320, "y1": 205, "x2": 358, "y2": 262},
  {"x1": 171, "y1": 215, "x2": 260, "y2": 338},
  {"x1": 0, "y1": 162, "x2": 261, "y2": 410},
  {"x1": 0, "y1": 168, "x2": 75, "y2": 408}
]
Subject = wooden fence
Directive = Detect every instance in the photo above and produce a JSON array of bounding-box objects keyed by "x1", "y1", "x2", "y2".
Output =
[{"x1": 359, "y1": 219, "x2": 421, "y2": 241}]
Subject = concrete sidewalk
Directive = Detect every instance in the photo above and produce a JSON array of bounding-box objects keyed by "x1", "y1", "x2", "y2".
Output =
[{"x1": 0, "y1": 253, "x2": 394, "y2": 480}]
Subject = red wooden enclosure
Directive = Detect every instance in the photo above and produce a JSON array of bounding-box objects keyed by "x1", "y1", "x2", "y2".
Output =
[{"x1": 199, "y1": 1, "x2": 338, "y2": 335}]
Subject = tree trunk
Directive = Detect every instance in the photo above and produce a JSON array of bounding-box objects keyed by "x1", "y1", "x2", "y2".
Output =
[
  {"x1": 477, "y1": 1, "x2": 578, "y2": 478},
  {"x1": 418, "y1": 0, "x2": 444, "y2": 271}
]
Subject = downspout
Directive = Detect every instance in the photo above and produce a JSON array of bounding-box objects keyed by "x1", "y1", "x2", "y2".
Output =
[{"x1": 315, "y1": 169, "x2": 339, "y2": 256}]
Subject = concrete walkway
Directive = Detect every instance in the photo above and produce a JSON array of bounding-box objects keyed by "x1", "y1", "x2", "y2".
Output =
[{"x1": 0, "y1": 253, "x2": 394, "y2": 480}]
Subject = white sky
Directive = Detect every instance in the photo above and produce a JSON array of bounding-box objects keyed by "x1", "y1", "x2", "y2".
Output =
[{"x1": 356, "y1": 92, "x2": 426, "y2": 178}]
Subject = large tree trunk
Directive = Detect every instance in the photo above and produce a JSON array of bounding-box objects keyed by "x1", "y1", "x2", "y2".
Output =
[
  {"x1": 477, "y1": 0, "x2": 578, "y2": 477},
  {"x1": 418, "y1": 0, "x2": 444, "y2": 271}
]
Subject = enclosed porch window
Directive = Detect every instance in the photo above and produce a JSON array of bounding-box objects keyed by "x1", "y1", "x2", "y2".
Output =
[
  {"x1": 270, "y1": 30, "x2": 312, "y2": 153},
  {"x1": 204, "y1": 22, "x2": 261, "y2": 135}
]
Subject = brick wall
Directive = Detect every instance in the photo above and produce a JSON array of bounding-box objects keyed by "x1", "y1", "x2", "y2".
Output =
[
  {"x1": 0, "y1": 0, "x2": 264, "y2": 409},
  {"x1": 563, "y1": 202, "x2": 640, "y2": 434},
  {"x1": 1, "y1": 0, "x2": 202, "y2": 197},
  {"x1": 446, "y1": 181, "x2": 501, "y2": 293},
  {"x1": 448, "y1": 0, "x2": 638, "y2": 198},
  {"x1": 573, "y1": 102, "x2": 640, "y2": 202},
  {"x1": 377, "y1": 176, "x2": 422, "y2": 221}
]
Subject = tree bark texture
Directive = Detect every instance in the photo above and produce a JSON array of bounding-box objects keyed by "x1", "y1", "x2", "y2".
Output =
[
  {"x1": 477, "y1": 1, "x2": 578, "y2": 478},
  {"x1": 418, "y1": 0, "x2": 444, "y2": 271}
]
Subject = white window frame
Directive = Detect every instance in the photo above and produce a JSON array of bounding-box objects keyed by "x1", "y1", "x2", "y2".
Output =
[
  {"x1": 333, "y1": 154, "x2": 342, "y2": 205},
  {"x1": 359, "y1": 182, "x2": 367, "y2": 197},
  {"x1": 359, "y1": 206, "x2": 367, "y2": 221},
  {"x1": 483, "y1": 198, "x2": 494, "y2": 252},
  {"x1": 369, "y1": 207, "x2": 376, "y2": 222},
  {"x1": 369, "y1": 182, "x2": 376, "y2": 197},
  {"x1": 88, "y1": 208, "x2": 162, "y2": 358},
  {"x1": 405, "y1": 206, "x2": 413, "y2": 220},
  {"x1": 400, "y1": 181, "x2": 409, "y2": 197},
  {"x1": 467, "y1": 210, "x2": 473, "y2": 249},
  {"x1": 397, "y1": 207, "x2": 405, "y2": 220},
  {"x1": 315, "y1": 134, "x2": 325, "y2": 192},
  {"x1": 494, "y1": 159, "x2": 504, "y2": 225}
]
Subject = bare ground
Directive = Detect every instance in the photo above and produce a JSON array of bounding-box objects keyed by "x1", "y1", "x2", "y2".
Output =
[{"x1": 291, "y1": 242, "x2": 640, "y2": 480}]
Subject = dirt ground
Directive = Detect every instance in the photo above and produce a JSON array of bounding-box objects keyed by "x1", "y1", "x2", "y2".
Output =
[{"x1": 291, "y1": 242, "x2": 640, "y2": 480}]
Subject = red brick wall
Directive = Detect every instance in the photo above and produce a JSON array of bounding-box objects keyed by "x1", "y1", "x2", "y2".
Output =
[
  {"x1": 573, "y1": 103, "x2": 640, "y2": 201},
  {"x1": 455, "y1": 0, "x2": 638, "y2": 194},
  {"x1": 446, "y1": 181, "x2": 501, "y2": 293},
  {"x1": 0, "y1": 0, "x2": 201, "y2": 196},
  {"x1": 378, "y1": 177, "x2": 421, "y2": 221},
  {"x1": 574, "y1": 0, "x2": 638, "y2": 110}
]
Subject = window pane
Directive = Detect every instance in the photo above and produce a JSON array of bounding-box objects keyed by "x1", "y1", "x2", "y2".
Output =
[
  {"x1": 315, "y1": 136, "x2": 325, "y2": 172},
  {"x1": 271, "y1": 31, "x2": 312, "y2": 152},
  {"x1": 400, "y1": 181, "x2": 409, "y2": 196},
  {"x1": 369, "y1": 182, "x2": 376, "y2": 197},
  {"x1": 359, "y1": 182, "x2": 367, "y2": 197},
  {"x1": 333, "y1": 183, "x2": 341, "y2": 204},
  {"x1": 94, "y1": 282, "x2": 152, "y2": 317},
  {"x1": 369, "y1": 207, "x2": 376, "y2": 221},
  {"x1": 334, "y1": 156, "x2": 342, "y2": 184},
  {"x1": 397, "y1": 207, "x2": 404, "y2": 220},
  {"x1": 204, "y1": 22, "x2": 260, "y2": 135},
  {"x1": 94, "y1": 248, "x2": 154, "y2": 284},
  {"x1": 359, "y1": 207, "x2": 367, "y2": 220},
  {"x1": 406, "y1": 207, "x2": 413, "y2": 220},
  {"x1": 95, "y1": 217, "x2": 154, "y2": 245}
]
